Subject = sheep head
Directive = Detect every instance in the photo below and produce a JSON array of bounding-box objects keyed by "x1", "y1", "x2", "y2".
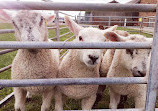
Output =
[
  {"x1": 12, "y1": 11, "x2": 55, "y2": 42},
  {"x1": 104, "y1": 31, "x2": 152, "y2": 77},
  {"x1": 64, "y1": 16, "x2": 117, "y2": 67},
  {"x1": 2, "y1": 10, "x2": 55, "y2": 54}
]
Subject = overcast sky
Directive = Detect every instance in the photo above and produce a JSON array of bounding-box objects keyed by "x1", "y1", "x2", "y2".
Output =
[{"x1": 1, "y1": 0, "x2": 132, "y2": 17}]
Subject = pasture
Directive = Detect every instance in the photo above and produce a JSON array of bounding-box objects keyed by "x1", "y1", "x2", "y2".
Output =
[{"x1": 0, "y1": 23, "x2": 155, "y2": 110}]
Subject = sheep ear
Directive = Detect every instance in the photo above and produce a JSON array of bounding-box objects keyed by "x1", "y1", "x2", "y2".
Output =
[
  {"x1": 99, "y1": 25, "x2": 104, "y2": 30},
  {"x1": 0, "y1": 9, "x2": 12, "y2": 22},
  {"x1": 47, "y1": 15, "x2": 55, "y2": 23},
  {"x1": 104, "y1": 31, "x2": 125, "y2": 42},
  {"x1": 107, "y1": 25, "x2": 118, "y2": 31},
  {"x1": 64, "y1": 16, "x2": 83, "y2": 35}
]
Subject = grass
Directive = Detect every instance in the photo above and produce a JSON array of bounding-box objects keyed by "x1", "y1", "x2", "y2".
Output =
[{"x1": 0, "y1": 23, "x2": 154, "y2": 110}]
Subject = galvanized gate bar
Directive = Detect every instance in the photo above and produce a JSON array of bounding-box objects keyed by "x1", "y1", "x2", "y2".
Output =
[
  {"x1": 60, "y1": 50, "x2": 69, "y2": 59},
  {"x1": 59, "y1": 27, "x2": 68, "y2": 30},
  {"x1": 0, "y1": 77, "x2": 147, "y2": 87},
  {"x1": 0, "y1": 2, "x2": 156, "y2": 12},
  {"x1": 59, "y1": 31, "x2": 71, "y2": 37},
  {"x1": 55, "y1": 10, "x2": 60, "y2": 41},
  {"x1": 0, "y1": 92, "x2": 14, "y2": 107},
  {"x1": 0, "y1": 64, "x2": 12, "y2": 73},
  {"x1": 0, "y1": 29, "x2": 15, "y2": 34},
  {"x1": 47, "y1": 27, "x2": 56, "y2": 29},
  {"x1": 64, "y1": 109, "x2": 158, "y2": 111},
  {"x1": 0, "y1": 49, "x2": 17, "y2": 55},
  {"x1": 0, "y1": 27, "x2": 55, "y2": 34},
  {"x1": 64, "y1": 35, "x2": 75, "y2": 42},
  {"x1": 145, "y1": 6, "x2": 158, "y2": 111},
  {"x1": 0, "y1": 41, "x2": 152, "y2": 49}
]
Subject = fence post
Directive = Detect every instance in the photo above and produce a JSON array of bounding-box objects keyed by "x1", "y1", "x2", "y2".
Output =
[
  {"x1": 145, "y1": 7, "x2": 158, "y2": 111},
  {"x1": 108, "y1": 16, "x2": 111, "y2": 26},
  {"x1": 54, "y1": 10, "x2": 60, "y2": 41},
  {"x1": 139, "y1": 17, "x2": 144, "y2": 34},
  {"x1": 124, "y1": 18, "x2": 127, "y2": 27}
]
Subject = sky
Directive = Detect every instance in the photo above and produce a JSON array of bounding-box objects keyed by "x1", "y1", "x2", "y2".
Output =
[{"x1": 0, "y1": 0, "x2": 132, "y2": 17}]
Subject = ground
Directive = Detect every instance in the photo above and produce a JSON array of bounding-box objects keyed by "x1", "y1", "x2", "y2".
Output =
[{"x1": 0, "y1": 23, "x2": 156, "y2": 111}]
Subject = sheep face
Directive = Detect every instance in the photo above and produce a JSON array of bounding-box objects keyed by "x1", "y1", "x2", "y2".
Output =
[
  {"x1": 104, "y1": 31, "x2": 151, "y2": 77},
  {"x1": 64, "y1": 16, "x2": 117, "y2": 67},
  {"x1": 11, "y1": 11, "x2": 55, "y2": 54},
  {"x1": 121, "y1": 48, "x2": 150, "y2": 77},
  {"x1": 12, "y1": 11, "x2": 48, "y2": 42},
  {"x1": 76, "y1": 28, "x2": 106, "y2": 67}
]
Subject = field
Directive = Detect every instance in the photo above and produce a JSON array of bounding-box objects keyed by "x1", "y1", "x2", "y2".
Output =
[{"x1": 0, "y1": 23, "x2": 155, "y2": 110}]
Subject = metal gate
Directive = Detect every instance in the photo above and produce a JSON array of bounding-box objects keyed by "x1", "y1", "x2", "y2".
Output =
[{"x1": 0, "y1": 1, "x2": 157, "y2": 111}]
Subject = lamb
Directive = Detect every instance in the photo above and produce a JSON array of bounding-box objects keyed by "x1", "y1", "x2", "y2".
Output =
[
  {"x1": 54, "y1": 16, "x2": 117, "y2": 110},
  {"x1": 103, "y1": 31, "x2": 152, "y2": 109},
  {"x1": 8, "y1": 11, "x2": 59, "y2": 111},
  {"x1": 99, "y1": 25, "x2": 130, "y2": 76},
  {"x1": 93, "y1": 25, "x2": 129, "y2": 108}
]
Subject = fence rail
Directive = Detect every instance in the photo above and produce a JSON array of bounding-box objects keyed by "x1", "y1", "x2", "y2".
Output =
[
  {"x1": 64, "y1": 109, "x2": 158, "y2": 111},
  {"x1": 0, "y1": 42, "x2": 152, "y2": 49},
  {"x1": 0, "y1": 2, "x2": 156, "y2": 12},
  {"x1": 0, "y1": 92, "x2": 14, "y2": 107},
  {"x1": 0, "y1": 77, "x2": 147, "y2": 87},
  {"x1": 0, "y1": 49, "x2": 17, "y2": 55},
  {"x1": 0, "y1": 65, "x2": 12, "y2": 73},
  {"x1": 0, "y1": 27, "x2": 56, "y2": 34}
]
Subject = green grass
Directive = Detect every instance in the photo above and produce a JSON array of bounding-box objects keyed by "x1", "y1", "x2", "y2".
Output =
[
  {"x1": 0, "y1": 23, "x2": 154, "y2": 110},
  {"x1": 117, "y1": 27, "x2": 153, "y2": 38}
]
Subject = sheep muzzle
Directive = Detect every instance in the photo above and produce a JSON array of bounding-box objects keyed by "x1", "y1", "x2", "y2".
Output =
[{"x1": 28, "y1": 49, "x2": 39, "y2": 54}]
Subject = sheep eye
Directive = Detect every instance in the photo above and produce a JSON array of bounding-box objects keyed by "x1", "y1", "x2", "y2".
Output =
[
  {"x1": 12, "y1": 20, "x2": 19, "y2": 30},
  {"x1": 39, "y1": 16, "x2": 44, "y2": 26},
  {"x1": 126, "y1": 49, "x2": 134, "y2": 58},
  {"x1": 79, "y1": 36, "x2": 83, "y2": 41}
]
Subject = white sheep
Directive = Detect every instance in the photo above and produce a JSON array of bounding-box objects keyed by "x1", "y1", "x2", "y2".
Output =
[
  {"x1": 8, "y1": 11, "x2": 59, "y2": 111},
  {"x1": 93, "y1": 25, "x2": 130, "y2": 108},
  {"x1": 103, "y1": 31, "x2": 152, "y2": 109},
  {"x1": 54, "y1": 16, "x2": 117, "y2": 110}
]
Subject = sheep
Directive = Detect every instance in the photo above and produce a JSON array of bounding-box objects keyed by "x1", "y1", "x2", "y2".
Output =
[
  {"x1": 99, "y1": 25, "x2": 130, "y2": 74},
  {"x1": 9, "y1": 11, "x2": 59, "y2": 111},
  {"x1": 93, "y1": 25, "x2": 129, "y2": 108},
  {"x1": 54, "y1": 16, "x2": 117, "y2": 111},
  {"x1": 103, "y1": 31, "x2": 152, "y2": 109},
  {"x1": 98, "y1": 25, "x2": 129, "y2": 56}
]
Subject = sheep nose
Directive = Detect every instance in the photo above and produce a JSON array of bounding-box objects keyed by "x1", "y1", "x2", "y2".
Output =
[
  {"x1": 88, "y1": 55, "x2": 99, "y2": 64},
  {"x1": 132, "y1": 67, "x2": 146, "y2": 77}
]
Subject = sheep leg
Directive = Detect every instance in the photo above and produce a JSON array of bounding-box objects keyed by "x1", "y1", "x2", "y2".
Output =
[
  {"x1": 135, "y1": 95, "x2": 146, "y2": 108},
  {"x1": 26, "y1": 91, "x2": 33, "y2": 102},
  {"x1": 92, "y1": 85, "x2": 106, "y2": 108},
  {"x1": 54, "y1": 87, "x2": 64, "y2": 111},
  {"x1": 81, "y1": 94, "x2": 96, "y2": 110},
  {"x1": 41, "y1": 89, "x2": 54, "y2": 111},
  {"x1": 14, "y1": 87, "x2": 27, "y2": 111},
  {"x1": 117, "y1": 95, "x2": 127, "y2": 108},
  {"x1": 109, "y1": 89, "x2": 120, "y2": 109},
  {"x1": 26, "y1": 91, "x2": 33, "y2": 99}
]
